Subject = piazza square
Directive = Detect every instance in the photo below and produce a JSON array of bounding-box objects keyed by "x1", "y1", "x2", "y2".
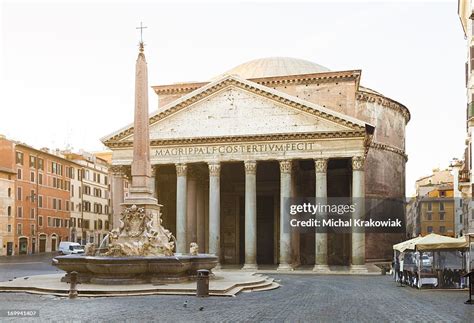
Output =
[{"x1": 0, "y1": 1, "x2": 473, "y2": 322}]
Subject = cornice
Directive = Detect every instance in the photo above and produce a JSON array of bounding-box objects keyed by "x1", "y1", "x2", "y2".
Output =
[
  {"x1": 106, "y1": 130, "x2": 366, "y2": 148},
  {"x1": 251, "y1": 70, "x2": 361, "y2": 88},
  {"x1": 369, "y1": 141, "x2": 408, "y2": 161},
  {"x1": 151, "y1": 70, "x2": 361, "y2": 95},
  {"x1": 152, "y1": 82, "x2": 207, "y2": 95},
  {"x1": 356, "y1": 91, "x2": 410, "y2": 124}
]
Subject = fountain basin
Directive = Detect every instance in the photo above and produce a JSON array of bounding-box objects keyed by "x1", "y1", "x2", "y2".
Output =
[{"x1": 53, "y1": 254, "x2": 218, "y2": 285}]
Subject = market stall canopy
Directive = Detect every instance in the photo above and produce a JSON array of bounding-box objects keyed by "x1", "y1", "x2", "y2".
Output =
[
  {"x1": 415, "y1": 234, "x2": 468, "y2": 251},
  {"x1": 393, "y1": 236, "x2": 424, "y2": 252},
  {"x1": 393, "y1": 233, "x2": 469, "y2": 252},
  {"x1": 393, "y1": 234, "x2": 469, "y2": 252}
]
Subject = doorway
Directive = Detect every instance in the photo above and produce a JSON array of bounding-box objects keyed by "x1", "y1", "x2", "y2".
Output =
[
  {"x1": 39, "y1": 236, "x2": 46, "y2": 252},
  {"x1": 6, "y1": 242, "x2": 13, "y2": 256},
  {"x1": 19, "y1": 238, "x2": 28, "y2": 255},
  {"x1": 257, "y1": 196, "x2": 275, "y2": 264},
  {"x1": 327, "y1": 158, "x2": 351, "y2": 266},
  {"x1": 51, "y1": 237, "x2": 57, "y2": 252}
]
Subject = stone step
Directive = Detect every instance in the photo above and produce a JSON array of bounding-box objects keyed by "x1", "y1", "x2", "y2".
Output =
[
  {"x1": 227, "y1": 277, "x2": 279, "y2": 295},
  {"x1": 0, "y1": 272, "x2": 279, "y2": 297}
]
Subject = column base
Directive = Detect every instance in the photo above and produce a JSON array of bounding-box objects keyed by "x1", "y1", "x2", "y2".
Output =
[
  {"x1": 242, "y1": 263, "x2": 258, "y2": 271},
  {"x1": 277, "y1": 263, "x2": 294, "y2": 272},
  {"x1": 350, "y1": 264, "x2": 369, "y2": 274},
  {"x1": 312, "y1": 264, "x2": 331, "y2": 273}
]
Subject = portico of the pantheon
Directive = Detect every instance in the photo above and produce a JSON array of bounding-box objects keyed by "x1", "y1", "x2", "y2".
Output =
[{"x1": 102, "y1": 57, "x2": 409, "y2": 270}]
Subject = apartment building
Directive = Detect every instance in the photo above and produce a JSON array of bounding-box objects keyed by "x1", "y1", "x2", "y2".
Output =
[
  {"x1": 64, "y1": 151, "x2": 111, "y2": 246},
  {"x1": 406, "y1": 168, "x2": 460, "y2": 238},
  {"x1": 419, "y1": 185, "x2": 456, "y2": 237},
  {"x1": 0, "y1": 135, "x2": 116, "y2": 255},
  {"x1": 0, "y1": 136, "x2": 16, "y2": 255},
  {"x1": 0, "y1": 136, "x2": 78, "y2": 254},
  {"x1": 458, "y1": 0, "x2": 474, "y2": 235}
]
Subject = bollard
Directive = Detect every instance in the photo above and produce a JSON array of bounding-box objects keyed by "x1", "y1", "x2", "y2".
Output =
[
  {"x1": 196, "y1": 269, "x2": 210, "y2": 297},
  {"x1": 381, "y1": 267, "x2": 387, "y2": 275},
  {"x1": 68, "y1": 271, "x2": 78, "y2": 299}
]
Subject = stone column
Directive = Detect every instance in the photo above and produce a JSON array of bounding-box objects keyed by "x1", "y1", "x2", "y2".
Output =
[
  {"x1": 186, "y1": 171, "x2": 197, "y2": 246},
  {"x1": 208, "y1": 162, "x2": 221, "y2": 265},
  {"x1": 175, "y1": 163, "x2": 187, "y2": 254},
  {"x1": 243, "y1": 161, "x2": 257, "y2": 270},
  {"x1": 277, "y1": 160, "x2": 293, "y2": 271},
  {"x1": 196, "y1": 179, "x2": 206, "y2": 253},
  {"x1": 351, "y1": 156, "x2": 367, "y2": 272},
  {"x1": 290, "y1": 162, "x2": 300, "y2": 267},
  {"x1": 149, "y1": 166, "x2": 157, "y2": 199},
  {"x1": 110, "y1": 166, "x2": 125, "y2": 229},
  {"x1": 313, "y1": 158, "x2": 330, "y2": 272}
]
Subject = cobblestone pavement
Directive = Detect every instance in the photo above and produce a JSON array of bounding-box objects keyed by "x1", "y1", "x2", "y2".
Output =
[
  {"x1": 0, "y1": 274, "x2": 473, "y2": 322},
  {"x1": 0, "y1": 253, "x2": 59, "y2": 282}
]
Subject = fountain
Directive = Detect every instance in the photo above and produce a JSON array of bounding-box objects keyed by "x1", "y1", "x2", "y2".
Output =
[
  {"x1": 52, "y1": 204, "x2": 217, "y2": 284},
  {"x1": 52, "y1": 38, "x2": 217, "y2": 284}
]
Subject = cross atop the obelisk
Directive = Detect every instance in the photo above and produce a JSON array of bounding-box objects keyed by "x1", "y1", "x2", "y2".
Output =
[{"x1": 136, "y1": 22, "x2": 147, "y2": 44}]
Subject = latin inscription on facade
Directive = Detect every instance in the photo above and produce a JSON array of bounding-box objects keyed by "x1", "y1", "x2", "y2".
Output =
[{"x1": 154, "y1": 142, "x2": 315, "y2": 157}]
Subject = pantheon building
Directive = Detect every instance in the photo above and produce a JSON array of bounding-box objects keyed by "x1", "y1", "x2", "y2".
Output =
[{"x1": 103, "y1": 57, "x2": 409, "y2": 271}]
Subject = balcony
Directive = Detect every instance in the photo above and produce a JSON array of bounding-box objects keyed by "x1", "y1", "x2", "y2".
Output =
[{"x1": 459, "y1": 169, "x2": 470, "y2": 182}]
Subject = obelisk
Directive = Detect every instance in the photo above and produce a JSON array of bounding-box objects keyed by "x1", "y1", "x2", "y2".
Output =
[{"x1": 123, "y1": 41, "x2": 161, "y2": 220}]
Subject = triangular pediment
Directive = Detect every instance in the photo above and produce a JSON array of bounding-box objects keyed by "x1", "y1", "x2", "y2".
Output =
[{"x1": 102, "y1": 75, "x2": 369, "y2": 145}]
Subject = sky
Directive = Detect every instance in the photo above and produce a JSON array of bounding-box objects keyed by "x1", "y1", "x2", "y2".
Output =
[{"x1": 0, "y1": 0, "x2": 467, "y2": 195}]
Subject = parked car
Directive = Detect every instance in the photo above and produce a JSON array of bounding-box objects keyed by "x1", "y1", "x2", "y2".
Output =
[{"x1": 58, "y1": 242, "x2": 85, "y2": 255}]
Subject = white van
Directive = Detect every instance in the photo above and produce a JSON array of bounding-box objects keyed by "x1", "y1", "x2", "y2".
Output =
[{"x1": 58, "y1": 242, "x2": 85, "y2": 255}]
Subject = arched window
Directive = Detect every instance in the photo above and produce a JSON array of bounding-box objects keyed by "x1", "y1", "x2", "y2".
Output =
[
  {"x1": 7, "y1": 188, "x2": 11, "y2": 197},
  {"x1": 7, "y1": 206, "x2": 11, "y2": 216}
]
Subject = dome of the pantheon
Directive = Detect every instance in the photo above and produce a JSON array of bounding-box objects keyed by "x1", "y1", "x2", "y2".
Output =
[{"x1": 215, "y1": 57, "x2": 330, "y2": 80}]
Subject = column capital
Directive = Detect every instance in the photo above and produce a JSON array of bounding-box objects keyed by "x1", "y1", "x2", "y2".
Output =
[
  {"x1": 244, "y1": 160, "x2": 257, "y2": 175},
  {"x1": 351, "y1": 156, "x2": 365, "y2": 171},
  {"x1": 110, "y1": 165, "x2": 126, "y2": 176},
  {"x1": 208, "y1": 162, "x2": 221, "y2": 177},
  {"x1": 151, "y1": 165, "x2": 158, "y2": 176},
  {"x1": 176, "y1": 163, "x2": 187, "y2": 177},
  {"x1": 314, "y1": 158, "x2": 328, "y2": 173},
  {"x1": 279, "y1": 160, "x2": 292, "y2": 173}
]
